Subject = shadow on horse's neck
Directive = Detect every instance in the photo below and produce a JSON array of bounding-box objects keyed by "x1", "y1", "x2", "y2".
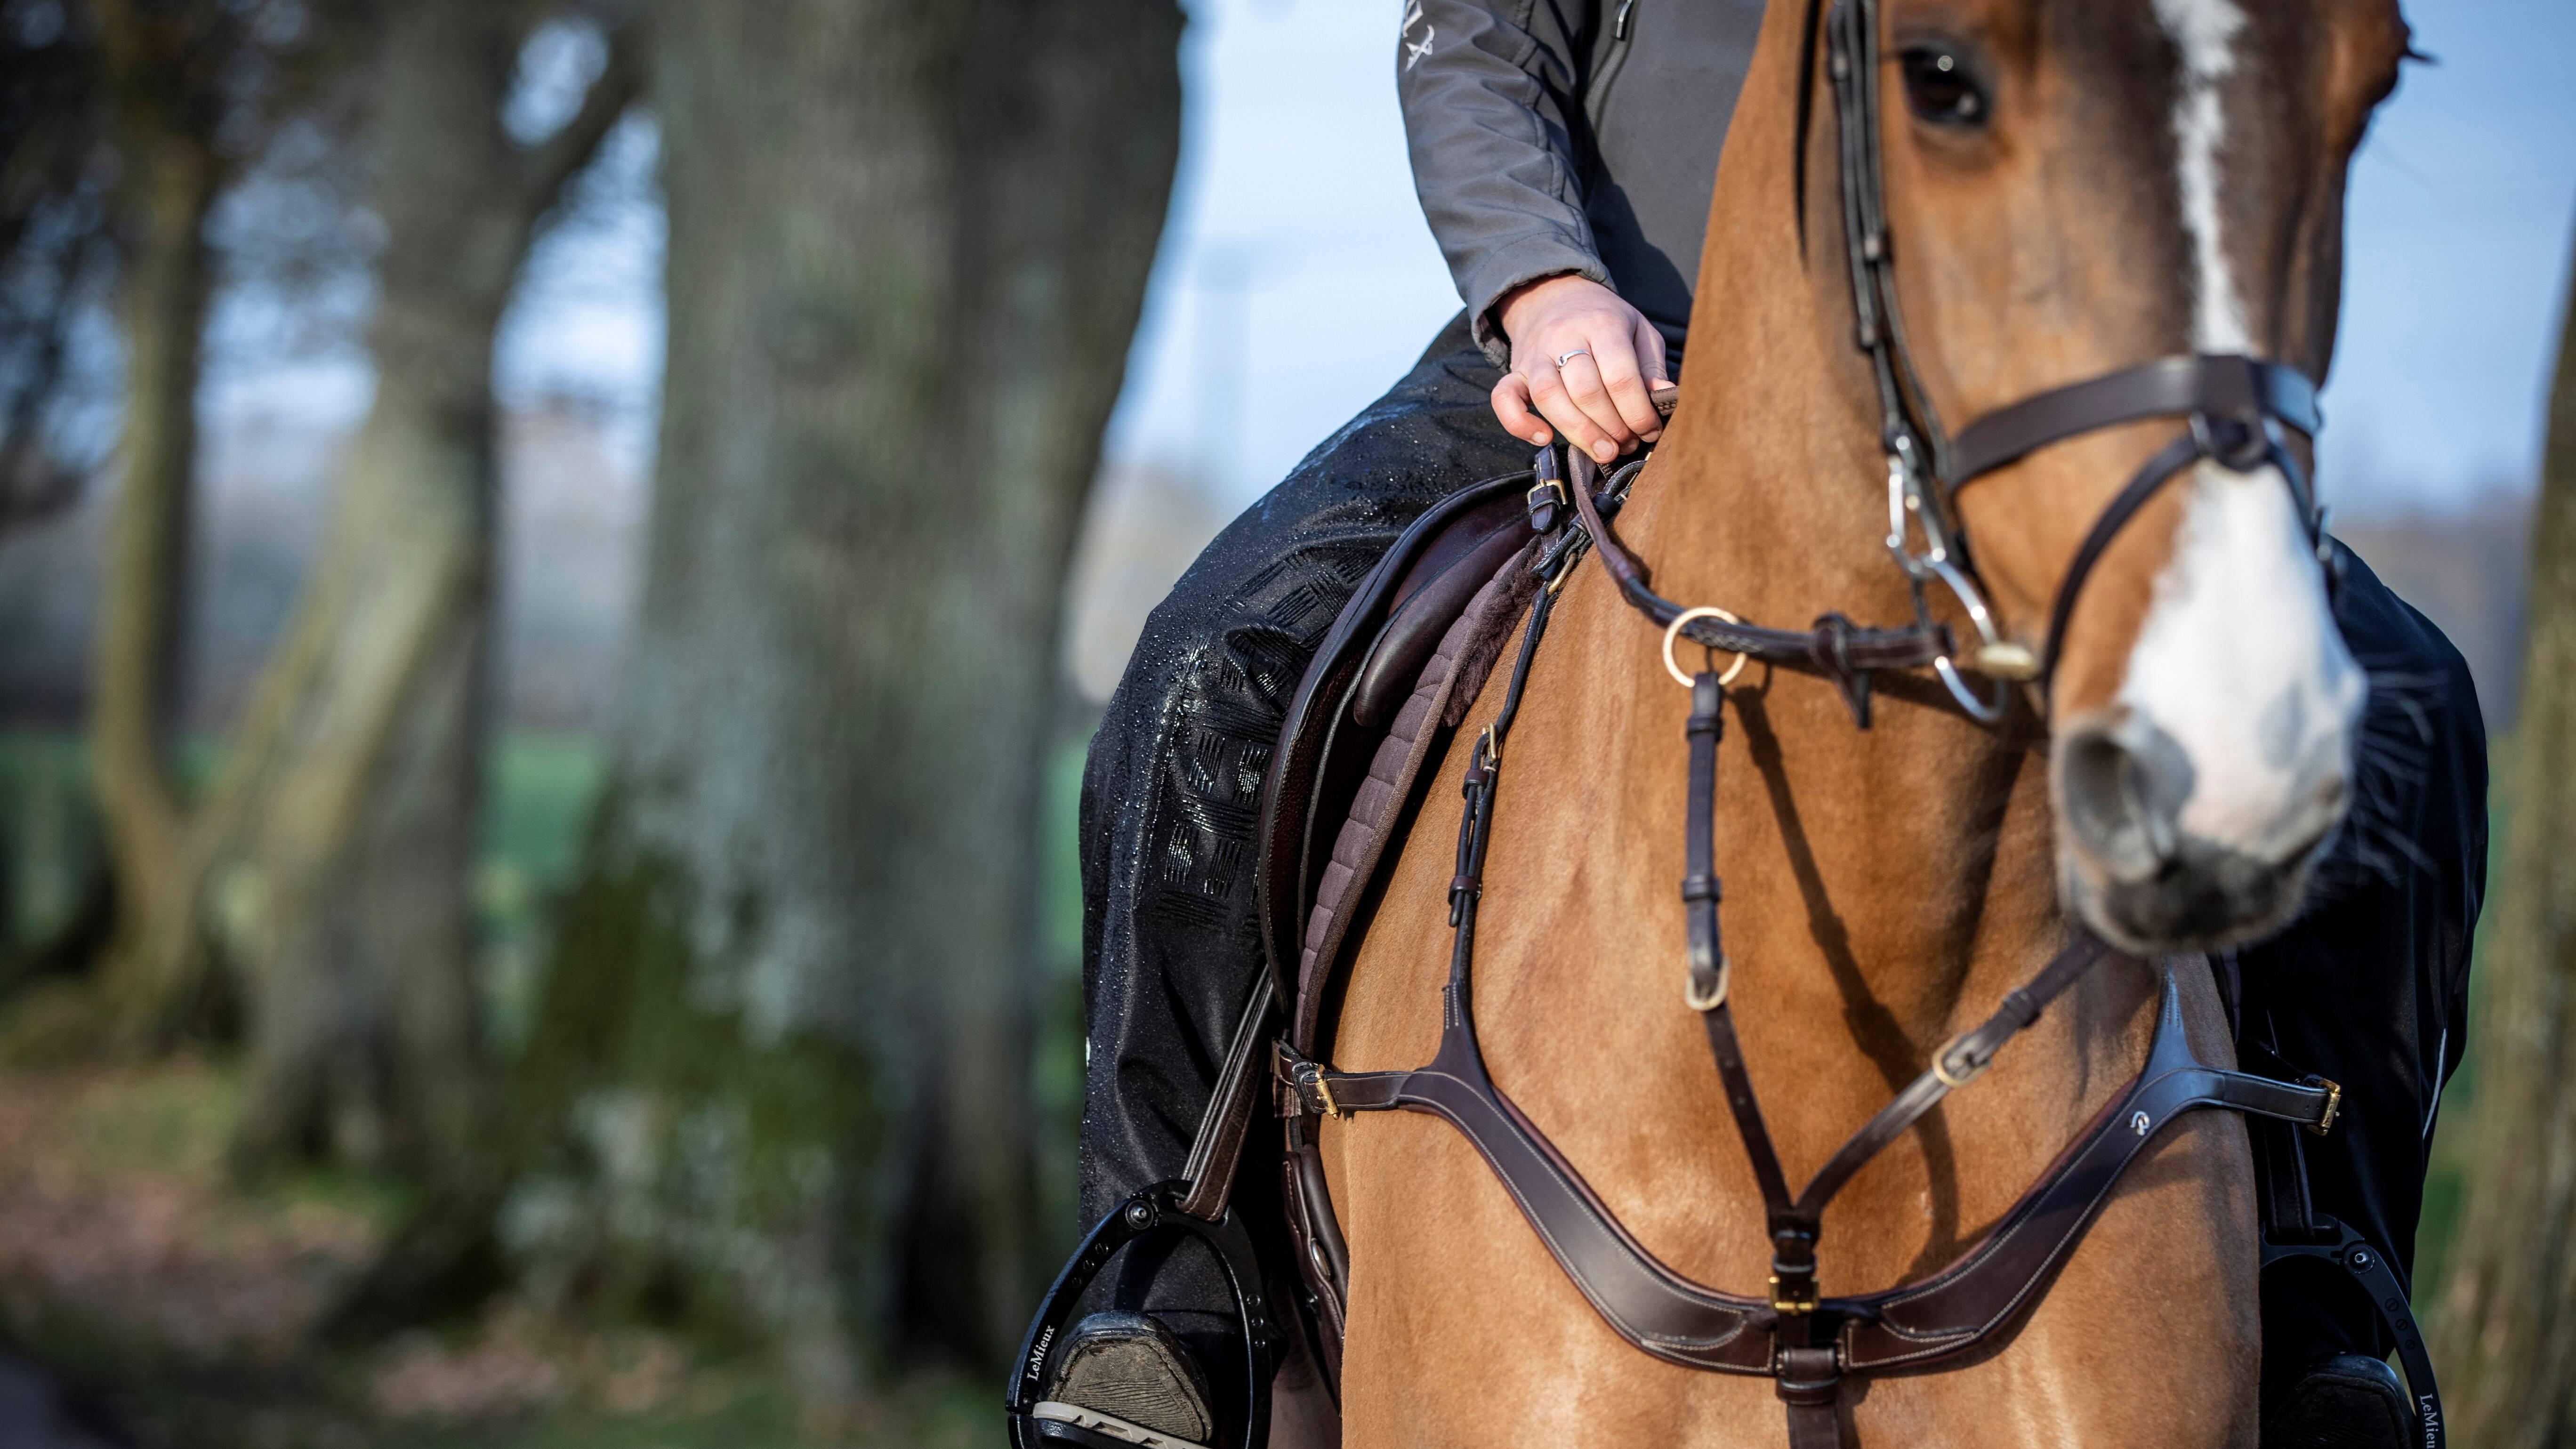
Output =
[
  {"x1": 1595, "y1": 311, "x2": 2071, "y2": 1268},
  {"x1": 1613, "y1": 238, "x2": 2062, "y2": 1073}
]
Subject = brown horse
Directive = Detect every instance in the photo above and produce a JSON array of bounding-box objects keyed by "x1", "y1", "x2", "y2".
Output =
[{"x1": 1318, "y1": 0, "x2": 2409, "y2": 1444}]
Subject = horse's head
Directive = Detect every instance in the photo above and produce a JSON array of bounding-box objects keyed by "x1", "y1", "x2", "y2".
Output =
[{"x1": 1860, "y1": 0, "x2": 2410, "y2": 952}]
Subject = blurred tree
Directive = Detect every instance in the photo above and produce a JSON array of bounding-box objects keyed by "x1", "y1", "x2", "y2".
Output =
[
  {"x1": 0, "y1": 0, "x2": 118, "y2": 537},
  {"x1": 2428, "y1": 222, "x2": 2576, "y2": 1439},
  {"x1": 493, "y1": 0, "x2": 1181, "y2": 1410},
  {"x1": 200, "y1": 4, "x2": 635, "y2": 1178},
  {"x1": 84, "y1": 0, "x2": 270, "y2": 1041},
  {"x1": 0, "y1": 4, "x2": 119, "y2": 999}
]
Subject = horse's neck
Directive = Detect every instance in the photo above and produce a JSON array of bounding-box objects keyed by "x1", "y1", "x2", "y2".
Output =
[
  {"x1": 1521, "y1": 355, "x2": 2106, "y2": 1288},
  {"x1": 1624, "y1": 357, "x2": 2064, "y2": 1010},
  {"x1": 1566, "y1": 4, "x2": 2080, "y2": 1043}
]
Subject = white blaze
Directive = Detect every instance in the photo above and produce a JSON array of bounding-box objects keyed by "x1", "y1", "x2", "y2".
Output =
[
  {"x1": 2116, "y1": 0, "x2": 2361, "y2": 859},
  {"x1": 2158, "y1": 0, "x2": 2251, "y2": 350}
]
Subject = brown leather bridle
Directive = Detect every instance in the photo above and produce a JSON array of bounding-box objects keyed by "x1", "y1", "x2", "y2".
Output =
[{"x1": 1559, "y1": 0, "x2": 2334, "y2": 732}]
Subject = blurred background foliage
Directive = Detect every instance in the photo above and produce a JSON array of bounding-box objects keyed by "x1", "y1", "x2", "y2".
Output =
[{"x1": 0, "y1": 0, "x2": 2566, "y2": 1445}]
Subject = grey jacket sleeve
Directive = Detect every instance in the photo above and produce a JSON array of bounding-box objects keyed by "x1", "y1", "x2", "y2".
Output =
[{"x1": 1399, "y1": 0, "x2": 1604, "y2": 364}]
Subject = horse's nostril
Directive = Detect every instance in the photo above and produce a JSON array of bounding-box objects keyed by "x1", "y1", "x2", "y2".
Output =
[{"x1": 2059, "y1": 713, "x2": 2197, "y2": 885}]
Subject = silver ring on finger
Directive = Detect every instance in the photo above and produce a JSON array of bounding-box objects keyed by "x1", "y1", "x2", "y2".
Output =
[{"x1": 1555, "y1": 348, "x2": 1590, "y2": 368}]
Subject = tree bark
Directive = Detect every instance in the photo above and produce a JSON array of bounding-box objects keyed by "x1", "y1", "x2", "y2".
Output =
[
  {"x1": 208, "y1": 4, "x2": 636, "y2": 1177},
  {"x1": 505, "y1": 0, "x2": 1180, "y2": 1406},
  {"x1": 85, "y1": 24, "x2": 219, "y2": 1044},
  {"x1": 2428, "y1": 223, "x2": 2576, "y2": 1442}
]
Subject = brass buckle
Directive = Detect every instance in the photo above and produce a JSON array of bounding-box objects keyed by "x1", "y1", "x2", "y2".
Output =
[
  {"x1": 1683, "y1": 956, "x2": 1730, "y2": 1013},
  {"x1": 1307, "y1": 1068, "x2": 1344, "y2": 1120},
  {"x1": 1768, "y1": 1273, "x2": 1819, "y2": 1316},
  {"x1": 1930, "y1": 1030, "x2": 1991, "y2": 1089},
  {"x1": 2305, "y1": 1077, "x2": 2341, "y2": 1137}
]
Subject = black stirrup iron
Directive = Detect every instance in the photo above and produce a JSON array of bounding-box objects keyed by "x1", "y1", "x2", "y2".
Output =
[{"x1": 1007, "y1": 1180, "x2": 1277, "y2": 1449}]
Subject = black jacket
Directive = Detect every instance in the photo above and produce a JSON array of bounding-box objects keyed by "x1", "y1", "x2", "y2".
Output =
[{"x1": 1399, "y1": 0, "x2": 1769, "y2": 366}]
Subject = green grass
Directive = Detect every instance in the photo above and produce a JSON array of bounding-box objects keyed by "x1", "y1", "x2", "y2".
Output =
[
  {"x1": 475, "y1": 733, "x2": 611, "y2": 1051},
  {"x1": 0, "y1": 730, "x2": 99, "y2": 954},
  {"x1": 1031, "y1": 736, "x2": 1091, "y2": 1256},
  {"x1": 0, "y1": 729, "x2": 611, "y2": 1051}
]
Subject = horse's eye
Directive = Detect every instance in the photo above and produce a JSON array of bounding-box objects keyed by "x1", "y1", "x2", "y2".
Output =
[{"x1": 1900, "y1": 47, "x2": 1988, "y2": 128}]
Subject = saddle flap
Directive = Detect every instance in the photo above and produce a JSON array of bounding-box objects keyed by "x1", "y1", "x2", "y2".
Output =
[{"x1": 1251, "y1": 473, "x2": 1534, "y2": 1003}]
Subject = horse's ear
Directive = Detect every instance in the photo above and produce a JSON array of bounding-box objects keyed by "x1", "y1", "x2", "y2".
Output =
[{"x1": 1793, "y1": 0, "x2": 1829, "y2": 258}]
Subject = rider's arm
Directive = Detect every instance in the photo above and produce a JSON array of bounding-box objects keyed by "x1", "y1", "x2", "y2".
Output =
[
  {"x1": 1399, "y1": 1, "x2": 1666, "y2": 461},
  {"x1": 1399, "y1": 0, "x2": 1603, "y2": 363}
]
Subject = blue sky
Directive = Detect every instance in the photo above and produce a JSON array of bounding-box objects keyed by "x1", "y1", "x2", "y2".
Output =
[{"x1": 1105, "y1": 0, "x2": 2576, "y2": 515}]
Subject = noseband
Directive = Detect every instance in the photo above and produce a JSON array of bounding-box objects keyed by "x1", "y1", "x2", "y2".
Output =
[{"x1": 1563, "y1": 0, "x2": 2331, "y2": 730}]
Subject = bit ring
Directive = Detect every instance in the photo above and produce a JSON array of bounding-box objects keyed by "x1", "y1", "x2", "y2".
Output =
[{"x1": 1663, "y1": 606, "x2": 1750, "y2": 689}]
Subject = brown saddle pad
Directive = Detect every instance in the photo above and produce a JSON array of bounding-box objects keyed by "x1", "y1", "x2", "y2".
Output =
[{"x1": 1252, "y1": 469, "x2": 1542, "y2": 1060}]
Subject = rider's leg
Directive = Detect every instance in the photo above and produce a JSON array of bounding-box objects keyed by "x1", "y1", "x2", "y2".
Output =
[
  {"x1": 1071, "y1": 312, "x2": 1523, "y2": 1400},
  {"x1": 2237, "y1": 543, "x2": 2488, "y2": 1419}
]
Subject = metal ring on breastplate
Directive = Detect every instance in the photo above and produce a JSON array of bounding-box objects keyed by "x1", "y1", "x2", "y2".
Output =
[{"x1": 1663, "y1": 606, "x2": 1751, "y2": 689}]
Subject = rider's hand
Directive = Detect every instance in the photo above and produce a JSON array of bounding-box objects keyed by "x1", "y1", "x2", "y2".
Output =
[{"x1": 1490, "y1": 274, "x2": 1670, "y2": 464}]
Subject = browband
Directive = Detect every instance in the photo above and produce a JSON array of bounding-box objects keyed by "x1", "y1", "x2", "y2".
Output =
[{"x1": 1946, "y1": 354, "x2": 2322, "y2": 491}]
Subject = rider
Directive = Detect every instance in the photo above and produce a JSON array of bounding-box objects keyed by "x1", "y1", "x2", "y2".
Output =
[{"x1": 1051, "y1": 4, "x2": 2486, "y2": 1445}]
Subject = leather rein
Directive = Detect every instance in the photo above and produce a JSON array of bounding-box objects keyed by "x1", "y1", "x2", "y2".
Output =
[{"x1": 1268, "y1": 1, "x2": 2362, "y2": 1445}]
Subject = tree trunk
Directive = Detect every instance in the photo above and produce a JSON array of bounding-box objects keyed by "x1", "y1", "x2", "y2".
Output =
[
  {"x1": 86, "y1": 122, "x2": 216, "y2": 1044},
  {"x1": 208, "y1": 4, "x2": 635, "y2": 1177},
  {"x1": 506, "y1": 0, "x2": 1180, "y2": 1407},
  {"x1": 2428, "y1": 223, "x2": 2576, "y2": 1442}
]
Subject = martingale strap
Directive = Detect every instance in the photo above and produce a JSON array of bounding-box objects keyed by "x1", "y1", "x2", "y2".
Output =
[{"x1": 1273, "y1": 539, "x2": 2338, "y2": 1449}]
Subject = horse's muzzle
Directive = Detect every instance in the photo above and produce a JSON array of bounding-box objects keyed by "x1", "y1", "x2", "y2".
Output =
[{"x1": 2054, "y1": 707, "x2": 2348, "y2": 952}]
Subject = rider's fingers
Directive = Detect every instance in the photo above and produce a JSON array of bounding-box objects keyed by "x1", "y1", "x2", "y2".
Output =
[
  {"x1": 1526, "y1": 363, "x2": 1618, "y2": 464},
  {"x1": 1637, "y1": 313, "x2": 1671, "y2": 390},
  {"x1": 1589, "y1": 336, "x2": 1665, "y2": 443},
  {"x1": 1556, "y1": 350, "x2": 1639, "y2": 459},
  {"x1": 1491, "y1": 375, "x2": 1552, "y2": 446}
]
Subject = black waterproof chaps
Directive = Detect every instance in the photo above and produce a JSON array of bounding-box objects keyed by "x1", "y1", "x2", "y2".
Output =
[{"x1": 1076, "y1": 314, "x2": 2487, "y2": 1408}]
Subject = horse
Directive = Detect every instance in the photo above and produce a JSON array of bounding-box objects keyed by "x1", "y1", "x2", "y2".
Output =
[{"x1": 1314, "y1": 0, "x2": 2409, "y2": 1443}]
